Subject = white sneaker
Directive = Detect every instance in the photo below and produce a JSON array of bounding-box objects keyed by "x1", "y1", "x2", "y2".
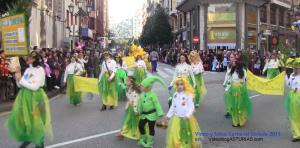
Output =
[{"x1": 54, "y1": 85, "x2": 60, "y2": 89}]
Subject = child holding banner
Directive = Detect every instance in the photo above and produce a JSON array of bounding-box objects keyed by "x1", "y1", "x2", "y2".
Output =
[
  {"x1": 285, "y1": 63, "x2": 300, "y2": 142},
  {"x1": 263, "y1": 53, "x2": 280, "y2": 79},
  {"x1": 115, "y1": 55, "x2": 127, "y2": 101},
  {"x1": 224, "y1": 59, "x2": 252, "y2": 127},
  {"x1": 7, "y1": 51, "x2": 52, "y2": 148},
  {"x1": 64, "y1": 56, "x2": 84, "y2": 106}
]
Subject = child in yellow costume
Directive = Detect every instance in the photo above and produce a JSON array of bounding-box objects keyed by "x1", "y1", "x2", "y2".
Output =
[{"x1": 165, "y1": 77, "x2": 202, "y2": 148}]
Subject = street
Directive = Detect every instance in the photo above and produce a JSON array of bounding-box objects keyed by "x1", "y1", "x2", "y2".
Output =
[{"x1": 0, "y1": 63, "x2": 299, "y2": 148}]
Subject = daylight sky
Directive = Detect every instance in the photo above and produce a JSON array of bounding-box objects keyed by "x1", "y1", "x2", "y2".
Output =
[{"x1": 108, "y1": 0, "x2": 145, "y2": 26}]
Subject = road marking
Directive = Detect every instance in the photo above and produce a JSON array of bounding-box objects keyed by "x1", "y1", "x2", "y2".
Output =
[
  {"x1": 46, "y1": 129, "x2": 120, "y2": 148},
  {"x1": 50, "y1": 94, "x2": 63, "y2": 102},
  {"x1": 250, "y1": 94, "x2": 260, "y2": 99}
]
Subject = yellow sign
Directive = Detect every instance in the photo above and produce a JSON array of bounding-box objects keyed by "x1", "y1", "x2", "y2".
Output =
[
  {"x1": 74, "y1": 76, "x2": 99, "y2": 95},
  {"x1": 247, "y1": 70, "x2": 285, "y2": 96},
  {"x1": 1, "y1": 14, "x2": 28, "y2": 56}
]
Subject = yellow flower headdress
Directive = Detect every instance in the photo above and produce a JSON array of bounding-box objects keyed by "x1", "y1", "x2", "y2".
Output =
[{"x1": 173, "y1": 76, "x2": 194, "y2": 98}]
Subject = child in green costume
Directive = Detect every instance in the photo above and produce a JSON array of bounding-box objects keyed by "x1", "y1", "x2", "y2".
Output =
[{"x1": 137, "y1": 76, "x2": 165, "y2": 148}]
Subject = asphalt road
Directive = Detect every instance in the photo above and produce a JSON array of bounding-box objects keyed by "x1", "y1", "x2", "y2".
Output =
[{"x1": 0, "y1": 63, "x2": 299, "y2": 148}]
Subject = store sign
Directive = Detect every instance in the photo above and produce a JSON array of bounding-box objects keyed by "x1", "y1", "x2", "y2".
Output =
[
  {"x1": 208, "y1": 28, "x2": 236, "y2": 43},
  {"x1": 193, "y1": 36, "x2": 199, "y2": 44},
  {"x1": 208, "y1": 13, "x2": 236, "y2": 24},
  {"x1": 1, "y1": 14, "x2": 28, "y2": 56}
]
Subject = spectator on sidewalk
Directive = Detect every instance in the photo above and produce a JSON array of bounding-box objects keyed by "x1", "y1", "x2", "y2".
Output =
[{"x1": 150, "y1": 49, "x2": 159, "y2": 72}]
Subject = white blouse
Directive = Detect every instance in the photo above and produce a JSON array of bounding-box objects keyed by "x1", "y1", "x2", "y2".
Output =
[
  {"x1": 135, "y1": 60, "x2": 147, "y2": 70},
  {"x1": 166, "y1": 91, "x2": 194, "y2": 118},
  {"x1": 191, "y1": 62, "x2": 204, "y2": 75},
  {"x1": 126, "y1": 88, "x2": 139, "y2": 113},
  {"x1": 63, "y1": 62, "x2": 84, "y2": 83},
  {"x1": 99, "y1": 59, "x2": 117, "y2": 80},
  {"x1": 171, "y1": 62, "x2": 195, "y2": 86},
  {"x1": 223, "y1": 68, "x2": 247, "y2": 91},
  {"x1": 19, "y1": 65, "x2": 45, "y2": 91},
  {"x1": 286, "y1": 73, "x2": 300, "y2": 90},
  {"x1": 263, "y1": 59, "x2": 279, "y2": 72}
]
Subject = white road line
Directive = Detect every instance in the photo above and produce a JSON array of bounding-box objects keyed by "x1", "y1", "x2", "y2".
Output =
[
  {"x1": 46, "y1": 129, "x2": 120, "y2": 148},
  {"x1": 250, "y1": 94, "x2": 260, "y2": 99}
]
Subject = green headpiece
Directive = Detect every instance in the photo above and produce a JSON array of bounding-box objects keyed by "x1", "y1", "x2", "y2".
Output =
[
  {"x1": 286, "y1": 58, "x2": 300, "y2": 68},
  {"x1": 141, "y1": 76, "x2": 166, "y2": 88}
]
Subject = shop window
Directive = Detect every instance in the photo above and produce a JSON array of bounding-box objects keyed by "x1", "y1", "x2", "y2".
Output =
[{"x1": 260, "y1": 7, "x2": 267, "y2": 23}]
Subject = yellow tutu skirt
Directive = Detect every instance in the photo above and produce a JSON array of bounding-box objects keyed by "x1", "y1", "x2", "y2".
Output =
[{"x1": 166, "y1": 116, "x2": 202, "y2": 148}]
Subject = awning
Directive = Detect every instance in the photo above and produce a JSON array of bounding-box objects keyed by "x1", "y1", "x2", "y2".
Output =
[
  {"x1": 207, "y1": 43, "x2": 236, "y2": 47},
  {"x1": 177, "y1": 0, "x2": 198, "y2": 12}
]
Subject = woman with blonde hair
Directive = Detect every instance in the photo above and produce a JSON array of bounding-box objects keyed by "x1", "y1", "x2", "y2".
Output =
[{"x1": 189, "y1": 51, "x2": 207, "y2": 107}]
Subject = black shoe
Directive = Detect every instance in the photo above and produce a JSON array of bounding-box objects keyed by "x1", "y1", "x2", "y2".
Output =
[
  {"x1": 232, "y1": 124, "x2": 240, "y2": 127},
  {"x1": 225, "y1": 112, "x2": 231, "y2": 119},
  {"x1": 35, "y1": 142, "x2": 44, "y2": 148},
  {"x1": 109, "y1": 106, "x2": 114, "y2": 110},
  {"x1": 100, "y1": 105, "x2": 107, "y2": 111},
  {"x1": 292, "y1": 138, "x2": 300, "y2": 142},
  {"x1": 20, "y1": 142, "x2": 31, "y2": 148}
]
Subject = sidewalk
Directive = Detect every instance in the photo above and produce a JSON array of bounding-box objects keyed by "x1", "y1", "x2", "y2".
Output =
[{"x1": 0, "y1": 89, "x2": 63, "y2": 112}]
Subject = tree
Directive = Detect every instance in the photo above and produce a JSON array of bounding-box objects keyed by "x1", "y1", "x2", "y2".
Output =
[{"x1": 139, "y1": 5, "x2": 172, "y2": 47}]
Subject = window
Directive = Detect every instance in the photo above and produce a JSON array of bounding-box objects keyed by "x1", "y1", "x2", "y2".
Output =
[
  {"x1": 270, "y1": 6, "x2": 276, "y2": 25},
  {"x1": 260, "y1": 7, "x2": 267, "y2": 23},
  {"x1": 67, "y1": 11, "x2": 70, "y2": 26},
  {"x1": 279, "y1": 9, "x2": 284, "y2": 26}
]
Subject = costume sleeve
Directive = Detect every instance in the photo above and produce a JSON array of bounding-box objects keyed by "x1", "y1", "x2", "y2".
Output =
[
  {"x1": 152, "y1": 93, "x2": 164, "y2": 117},
  {"x1": 223, "y1": 68, "x2": 230, "y2": 86},
  {"x1": 143, "y1": 61, "x2": 147, "y2": 70},
  {"x1": 108, "y1": 61, "x2": 117, "y2": 80},
  {"x1": 166, "y1": 98, "x2": 175, "y2": 118},
  {"x1": 137, "y1": 95, "x2": 143, "y2": 114},
  {"x1": 186, "y1": 95, "x2": 194, "y2": 118},
  {"x1": 98, "y1": 63, "x2": 104, "y2": 81},
  {"x1": 63, "y1": 65, "x2": 69, "y2": 83},
  {"x1": 199, "y1": 62, "x2": 204, "y2": 73},
  {"x1": 263, "y1": 61, "x2": 268, "y2": 73},
  {"x1": 189, "y1": 66, "x2": 196, "y2": 88}
]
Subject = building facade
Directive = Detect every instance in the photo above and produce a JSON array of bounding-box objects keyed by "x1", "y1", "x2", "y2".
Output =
[{"x1": 173, "y1": 0, "x2": 299, "y2": 52}]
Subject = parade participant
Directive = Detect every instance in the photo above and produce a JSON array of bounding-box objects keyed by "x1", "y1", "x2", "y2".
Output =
[
  {"x1": 224, "y1": 59, "x2": 252, "y2": 127},
  {"x1": 117, "y1": 76, "x2": 141, "y2": 140},
  {"x1": 285, "y1": 62, "x2": 300, "y2": 142},
  {"x1": 263, "y1": 53, "x2": 280, "y2": 79},
  {"x1": 7, "y1": 51, "x2": 52, "y2": 148},
  {"x1": 144, "y1": 52, "x2": 152, "y2": 71},
  {"x1": 189, "y1": 51, "x2": 207, "y2": 107},
  {"x1": 133, "y1": 55, "x2": 147, "y2": 84},
  {"x1": 165, "y1": 76, "x2": 202, "y2": 148},
  {"x1": 63, "y1": 56, "x2": 84, "y2": 106},
  {"x1": 137, "y1": 76, "x2": 165, "y2": 148},
  {"x1": 99, "y1": 51, "x2": 118, "y2": 111},
  {"x1": 169, "y1": 53, "x2": 195, "y2": 107},
  {"x1": 150, "y1": 49, "x2": 159, "y2": 72},
  {"x1": 223, "y1": 53, "x2": 236, "y2": 118},
  {"x1": 115, "y1": 55, "x2": 127, "y2": 100}
]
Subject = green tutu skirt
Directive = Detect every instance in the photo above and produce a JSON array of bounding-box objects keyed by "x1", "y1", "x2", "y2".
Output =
[
  {"x1": 166, "y1": 116, "x2": 202, "y2": 148},
  {"x1": 194, "y1": 74, "x2": 207, "y2": 106},
  {"x1": 99, "y1": 73, "x2": 118, "y2": 106},
  {"x1": 267, "y1": 68, "x2": 280, "y2": 79},
  {"x1": 120, "y1": 105, "x2": 140, "y2": 140},
  {"x1": 284, "y1": 91, "x2": 300, "y2": 139},
  {"x1": 116, "y1": 68, "x2": 127, "y2": 101},
  {"x1": 66, "y1": 74, "x2": 82, "y2": 105},
  {"x1": 133, "y1": 68, "x2": 146, "y2": 84},
  {"x1": 225, "y1": 83, "x2": 252, "y2": 126},
  {"x1": 7, "y1": 88, "x2": 53, "y2": 145}
]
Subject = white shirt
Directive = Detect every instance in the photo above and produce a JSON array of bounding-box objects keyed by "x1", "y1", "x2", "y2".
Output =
[
  {"x1": 263, "y1": 59, "x2": 279, "y2": 72},
  {"x1": 286, "y1": 73, "x2": 300, "y2": 90},
  {"x1": 64, "y1": 62, "x2": 84, "y2": 82},
  {"x1": 78, "y1": 58, "x2": 87, "y2": 69},
  {"x1": 126, "y1": 88, "x2": 139, "y2": 113},
  {"x1": 166, "y1": 91, "x2": 194, "y2": 118},
  {"x1": 19, "y1": 65, "x2": 45, "y2": 91},
  {"x1": 135, "y1": 60, "x2": 146, "y2": 70},
  {"x1": 191, "y1": 62, "x2": 204, "y2": 75},
  {"x1": 171, "y1": 62, "x2": 195, "y2": 87},
  {"x1": 99, "y1": 59, "x2": 117, "y2": 80},
  {"x1": 223, "y1": 68, "x2": 247, "y2": 91}
]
